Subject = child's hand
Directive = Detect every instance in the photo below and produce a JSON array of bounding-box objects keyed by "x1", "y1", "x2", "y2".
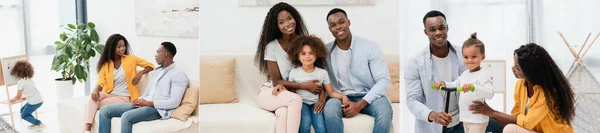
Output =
[
  {"x1": 433, "y1": 82, "x2": 446, "y2": 90},
  {"x1": 462, "y1": 84, "x2": 473, "y2": 93},
  {"x1": 20, "y1": 97, "x2": 26, "y2": 101},
  {"x1": 314, "y1": 99, "x2": 325, "y2": 113}
]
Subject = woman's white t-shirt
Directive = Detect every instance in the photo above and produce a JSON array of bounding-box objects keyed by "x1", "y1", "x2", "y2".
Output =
[
  {"x1": 111, "y1": 64, "x2": 130, "y2": 96},
  {"x1": 263, "y1": 39, "x2": 293, "y2": 87},
  {"x1": 17, "y1": 79, "x2": 43, "y2": 104}
]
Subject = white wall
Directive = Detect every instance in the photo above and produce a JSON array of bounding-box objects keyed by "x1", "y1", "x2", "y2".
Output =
[
  {"x1": 0, "y1": 0, "x2": 27, "y2": 57},
  {"x1": 24, "y1": 0, "x2": 61, "y2": 56},
  {"x1": 87, "y1": 0, "x2": 199, "y2": 87},
  {"x1": 199, "y1": 0, "x2": 399, "y2": 54},
  {"x1": 537, "y1": 0, "x2": 600, "y2": 79}
]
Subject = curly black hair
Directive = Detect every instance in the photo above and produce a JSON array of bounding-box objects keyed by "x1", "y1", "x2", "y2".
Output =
[
  {"x1": 514, "y1": 43, "x2": 575, "y2": 124},
  {"x1": 288, "y1": 35, "x2": 327, "y2": 69},
  {"x1": 254, "y1": 2, "x2": 308, "y2": 75},
  {"x1": 97, "y1": 34, "x2": 130, "y2": 72}
]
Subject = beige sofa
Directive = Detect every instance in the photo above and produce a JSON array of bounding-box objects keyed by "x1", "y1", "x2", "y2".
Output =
[
  {"x1": 199, "y1": 54, "x2": 400, "y2": 133},
  {"x1": 57, "y1": 72, "x2": 200, "y2": 133}
]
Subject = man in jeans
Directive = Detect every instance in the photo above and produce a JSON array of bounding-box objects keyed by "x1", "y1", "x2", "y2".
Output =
[
  {"x1": 323, "y1": 8, "x2": 393, "y2": 133},
  {"x1": 98, "y1": 42, "x2": 189, "y2": 133}
]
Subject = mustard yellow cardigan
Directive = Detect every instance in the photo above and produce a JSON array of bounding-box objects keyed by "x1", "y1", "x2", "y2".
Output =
[
  {"x1": 511, "y1": 79, "x2": 573, "y2": 133},
  {"x1": 97, "y1": 55, "x2": 154, "y2": 101}
]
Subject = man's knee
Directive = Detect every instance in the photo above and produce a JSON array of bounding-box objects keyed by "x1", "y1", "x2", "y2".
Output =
[
  {"x1": 324, "y1": 98, "x2": 343, "y2": 118},
  {"x1": 371, "y1": 97, "x2": 393, "y2": 122}
]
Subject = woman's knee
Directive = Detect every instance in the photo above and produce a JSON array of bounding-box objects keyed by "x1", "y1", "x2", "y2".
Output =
[
  {"x1": 275, "y1": 107, "x2": 288, "y2": 118},
  {"x1": 502, "y1": 124, "x2": 520, "y2": 133}
]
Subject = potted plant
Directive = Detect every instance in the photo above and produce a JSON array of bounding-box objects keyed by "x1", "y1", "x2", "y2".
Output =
[{"x1": 51, "y1": 22, "x2": 104, "y2": 99}]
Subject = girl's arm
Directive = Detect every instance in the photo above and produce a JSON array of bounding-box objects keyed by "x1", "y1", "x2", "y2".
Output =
[
  {"x1": 324, "y1": 84, "x2": 344, "y2": 99},
  {"x1": 10, "y1": 90, "x2": 23, "y2": 103},
  {"x1": 267, "y1": 61, "x2": 303, "y2": 91}
]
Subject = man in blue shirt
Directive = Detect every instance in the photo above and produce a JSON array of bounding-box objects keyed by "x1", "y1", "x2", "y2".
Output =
[
  {"x1": 322, "y1": 8, "x2": 393, "y2": 133},
  {"x1": 405, "y1": 10, "x2": 503, "y2": 133},
  {"x1": 97, "y1": 42, "x2": 189, "y2": 133}
]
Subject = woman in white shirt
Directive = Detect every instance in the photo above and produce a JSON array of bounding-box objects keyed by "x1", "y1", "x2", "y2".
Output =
[{"x1": 254, "y1": 2, "x2": 322, "y2": 133}]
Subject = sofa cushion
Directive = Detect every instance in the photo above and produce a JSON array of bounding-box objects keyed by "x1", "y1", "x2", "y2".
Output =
[
  {"x1": 200, "y1": 103, "x2": 276, "y2": 133},
  {"x1": 199, "y1": 59, "x2": 238, "y2": 104},
  {"x1": 387, "y1": 62, "x2": 400, "y2": 103},
  {"x1": 172, "y1": 87, "x2": 199, "y2": 121}
]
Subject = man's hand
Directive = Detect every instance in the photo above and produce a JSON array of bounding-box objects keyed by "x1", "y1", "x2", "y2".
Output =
[
  {"x1": 341, "y1": 96, "x2": 350, "y2": 105},
  {"x1": 433, "y1": 82, "x2": 446, "y2": 90},
  {"x1": 132, "y1": 73, "x2": 144, "y2": 85},
  {"x1": 342, "y1": 100, "x2": 367, "y2": 118},
  {"x1": 271, "y1": 84, "x2": 287, "y2": 96},
  {"x1": 428, "y1": 111, "x2": 453, "y2": 126},
  {"x1": 133, "y1": 99, "x2": 153, "y2": 108},
  {"x1": 301, "y1": 80, "x2": 323, "y2": 94}
]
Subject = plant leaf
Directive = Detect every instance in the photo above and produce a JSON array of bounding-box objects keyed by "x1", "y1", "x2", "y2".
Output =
[
  {"x1": 77, "y1": 24, "x2": 84, "y2": 29},
  {"x1": 54, "y1": 41, "x2": 64, "y2": 48},
  {"x1": 75, "y1": 65, "x2": 84, "y2": 80},
  {"x1": 88, "y1": 22, "x2": 95, "y2": 29},
  {"x1": 60, "y1": 33, "x2": 67, "y2": 41},
  {"x1": 95, "y1": 45, "x2": 105, "y2": 53},
  {"x1": 91, "y1": 29, "x2": 99, "y2": 42},
  {"x1": 68, "y1": 24, "x2": 76, "y2": 29},
  {"x1": 71, "y1": 79, "x2": 76, "y2": 85},
  {"x1": 66, "y1": 45, "x2": 73, "y2": 57}
]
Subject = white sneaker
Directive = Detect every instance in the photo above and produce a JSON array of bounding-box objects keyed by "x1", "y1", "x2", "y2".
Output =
[
  {"x1": 84, "y1": 131, "x2": 92, "y2": 133},
  {"x1": 29, "y1": 123, "x2": 45, "y2": 131},
  {"x1": 27, "y1": 124, "x2": 35, "y2": 129}
]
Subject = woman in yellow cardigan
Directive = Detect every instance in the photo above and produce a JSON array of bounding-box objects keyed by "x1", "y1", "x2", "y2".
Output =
[
  {"x1": 83, "y1": 34, "x2": 154, "y2": 133},
  {"x1": 469, "y1": 43, "x2": 575, "y2": 133}
]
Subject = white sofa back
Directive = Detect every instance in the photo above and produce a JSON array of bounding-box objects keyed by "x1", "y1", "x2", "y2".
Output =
[{"x1": 199, "y1": 54, "x2": 399, "y2": 108}]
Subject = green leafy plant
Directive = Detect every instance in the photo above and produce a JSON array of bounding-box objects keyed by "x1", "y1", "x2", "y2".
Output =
[{"x1": 52, "y1": 22, "x2": 104, "y2": 84}]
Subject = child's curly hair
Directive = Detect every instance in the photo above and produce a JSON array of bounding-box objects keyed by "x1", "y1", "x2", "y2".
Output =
[
  {"x1": 288, "y1": 35, "x2": 328, "y2": 69},
  {"x1": 10, "y1": 60, "x2": 34, "y2": 79}
]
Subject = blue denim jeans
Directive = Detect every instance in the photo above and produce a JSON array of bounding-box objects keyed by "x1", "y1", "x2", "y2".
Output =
[
  {"x1": 21, "y1": 102, "x2": 43, "y2": 125},
  {"x1": 98, "y1": 103, "x2": 161, "y2": 133},
  {"x1": 300, "y1": 103, "x2": 325, "y2": 133},
  {"x1": 447, "y1": 118, "x2": 504, "y2": 133},
  {"x1": 323, "y1": 94, "x2": 393, "y2": 133}
]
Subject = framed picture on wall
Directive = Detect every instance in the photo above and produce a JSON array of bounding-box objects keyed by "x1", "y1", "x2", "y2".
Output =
[
  {"x1": 135, "y1": 0, "x2": 199, "y2": 38},
  {"x1": 238, "y1": 0, "x2": 376, "y2": 6}
]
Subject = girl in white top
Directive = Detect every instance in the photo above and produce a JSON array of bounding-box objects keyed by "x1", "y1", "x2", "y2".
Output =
[
  {"x1": 9, "y1": 60, "x2": 45, "y2": 131},
  {"x1": 287, "y1": 36, "x2": 349, "y2": 133},
  {"x1": 434, "y1": 33, "x2": 494, "y2": 133}
]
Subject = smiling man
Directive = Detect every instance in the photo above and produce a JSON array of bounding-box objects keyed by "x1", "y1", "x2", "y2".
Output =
[
  {"x1": 322, "y1": 8, "x2": 393, "y2": 133},
  {"x1": 405, "y1": 10, "x2": 503, "y2": 133}
]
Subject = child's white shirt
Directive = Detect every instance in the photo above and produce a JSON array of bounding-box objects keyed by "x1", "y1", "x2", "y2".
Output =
[
  {"x1": 444, "y1": 69, "x2": 494, "y2": 123},
  {"x1": 288, "y1": 67, "x2": 330, "y2": 105},
  {"x1": 17, "y1": 79, "x2": 43, "y2": 104}
]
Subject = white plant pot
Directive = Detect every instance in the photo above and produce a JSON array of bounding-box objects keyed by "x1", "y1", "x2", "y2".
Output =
[{"x1": 55, "y1": 79, "x2": 74, "y2": 99}]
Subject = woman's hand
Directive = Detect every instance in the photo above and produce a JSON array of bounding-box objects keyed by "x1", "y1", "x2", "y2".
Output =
[
  {"x1": 91, "y1": 86, "x2": 102, "y2": 101},
  {"x1": 271, "y1": 84, "x2": 287, "y2": 96},
  {"x1": 132, "y1": 73, "x2": 143, "y2": 85},
  {"x1": 314, "y1": 99, "x2": 325, "y2": 113},
  {"x1": 301, "y1": 80, "x2": 323, "y2": 94},
  {"x1": 469, "y1": 101, "x2": 495, "y2": 116}
]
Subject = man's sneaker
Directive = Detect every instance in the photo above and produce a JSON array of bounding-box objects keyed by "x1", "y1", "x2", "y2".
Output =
[{"x1": 30, "y1": 123, "x2": 45, "y2": 131}]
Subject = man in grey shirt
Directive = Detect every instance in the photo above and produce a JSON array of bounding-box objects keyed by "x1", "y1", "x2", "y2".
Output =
[{"x1": 405, "y1": 10, "x2": 503, "y2": 133}]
